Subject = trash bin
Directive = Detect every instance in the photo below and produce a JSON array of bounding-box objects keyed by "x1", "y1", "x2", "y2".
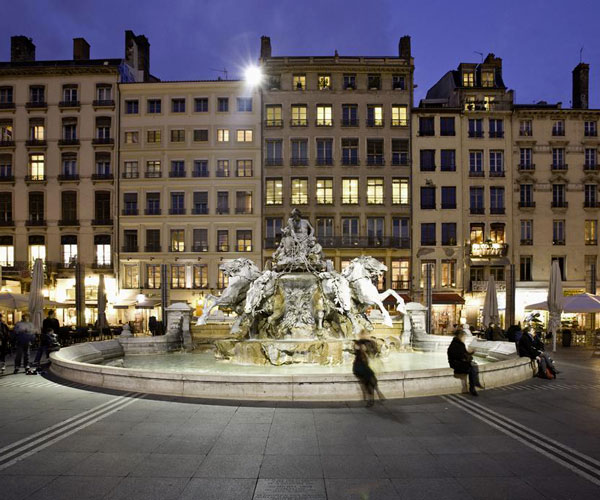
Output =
[{"x1": 562, "y1": 329, "x2": 572, "y2": 347}]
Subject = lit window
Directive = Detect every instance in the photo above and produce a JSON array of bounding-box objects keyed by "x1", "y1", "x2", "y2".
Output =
[
  {"x1": 170, "y1": 229, "x2": 185, "y2": 252},
  {"x1": 171, "y1": 265, "x2": 186, "y2": 289},
  {"x1": 316, "y1": 105, "x2": 332, "y2": 126},
  {"x1": 30, "y1": 121, "x2": 44, "y2": 141},
  {"x1": 481, "y1": 71, "x2": 494, "y2": 87},
  {"x1": 217, "y1": 129, "x2": 229, "y2": 142},
  {"x1": 316, "y1": 178, "x2": 333, "y2": 204},
  {"x1": 29, "y1": 241, "x2": 45, "y2": 266},
  {"x1": 123, "y1": 264, "x2": 139, "y2": 289},
  {"x1": 124, "y1": 131, "x2": 138, "y2": 144},
  {"x1": 0, "y1": 122, "x2": 13, "y2": 142},
  {"x1": 193, "y1": 265, "x2": 208, "y2": 289},
  {"x1": 318, "y1": 75, "x2": 331, "y2": 90},
  {"x1": 95, "y1": 235, "x2": 111, "y2": 266},
  {"x1": 147, "y1": 264, "x2": 161, "y2": 289},
  {"x1": 420, "y1": 261, "x2": 436, "y2": 288},
  {"x1": 291, "y1": 105, "x2": 307, "y2": 126},
  {"x1": 585, "y1": 220, "x2": 598, "y2": 245},
  {"x1": 367, "y1": 178, "x2": 384, "y2": 204},
  {"x1": 265, "y1": 105, "x2": 282, "y2": 127},
  {"x1": 462, "y1": 71, "x2": 474, "y2": 87},
  {"x1": 0, "y1": 239, "x2": 14, "y2": 267},
  {"x1": 147, "y1": 130, "x2": 161, "y2": 143},
  {"x1": 266, "y1": 179, "x2": 283, "y2": 205},
  {"x1": 391, "y1": 260, "x2": 409, "y2": 289},
  {"x1": 391, "y1": 105, "x2": 407, "y2": 127},
  {"x1": 293, "y1": 75, "x2": 306, "y2": 90},
  {"x1": 217, "y1": 230, "x2": 229, "y2": 252},
  {"x1": 483, "y1": 96, "x2": 495, "y2": 110},
  {"x1": 392, "y1": 178, "x2": 409, "y2": 204},
  {"x1": 367, "y1": 106, "x2": 383, "y2": 127},
  {"x1": 29, "y1": 154, "x2": 44, "y2": 180},
  {"x1": 235, "y1": 191, "x2": 253, "y2": 214},
  {"x1": 217, "y1": 268, "x2": 229, "y2": 288},
  {"x1": 216, "y1": 160, "x2": 229, "y2": 177},
  {"x1": 291, "y1": 178, "x2": 308, "y2": 205},
  {"x1": 236, "y1": 160, "x2": 253, "y2": 177},
  {"x1": 441, "y1": 260, "x2": 456, "y2": 288},
  {"x1": 236, "y1": 230, "x2": 253, "y2": 252},
  {"x1": 342, "y1": 178, "x2": 359, "y2": 204},
  {"x1": 236, "y1": 129, "x2": 253, "y2": 142},
  {"x1": 170, "y1": 129, "x2": 185, "y2": 142}
]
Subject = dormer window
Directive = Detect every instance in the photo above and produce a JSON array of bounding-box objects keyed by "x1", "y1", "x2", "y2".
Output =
[
  {"x1": 482, "y1": 70, "x2": 494, "y2": 87},
  {"x1": 462, "y1": 71, "x2": 475, "y2": 87}
]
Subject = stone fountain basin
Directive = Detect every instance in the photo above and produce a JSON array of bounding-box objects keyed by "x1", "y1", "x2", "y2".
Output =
[{"x1": 49, "y1": 339, "x2": 534, "y2": 401}]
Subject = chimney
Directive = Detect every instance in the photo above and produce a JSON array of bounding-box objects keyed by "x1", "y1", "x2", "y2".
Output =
[
  {"x1": 260, "y1": 36, "x2": 272, "y2": 60},
  {"x1": 399, "y1": 35, "x2": 411, "y2": 59},
  {"x1": 125, "y1": 30, "x2": 151, "y2": 82},
  {"x1": 11, "y1": 36, "x2": 35, "y2": 62},
  {"x1": 573, "y1": 62, "x2": 589, "y2": 109},
  {"x1": 73, "y1": 37, "x2": 90, "y2": 60}
]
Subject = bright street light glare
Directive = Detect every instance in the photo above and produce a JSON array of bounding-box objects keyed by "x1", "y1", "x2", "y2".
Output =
[{"x1": 245, "y1": 65, "x2": 263, "y2": 86}]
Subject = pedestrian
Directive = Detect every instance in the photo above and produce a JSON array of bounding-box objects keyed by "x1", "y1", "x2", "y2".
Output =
[
  {"x1": 447, "y1": 329, "x2": 483, "y2": 396},
  {"x1": 42, "y1": 309, "x2": 60, "y2": 337},
  {"x1": 33, "y1": 328, "x2": 56, "y2": 370},
  {"x1": 149, "y1": 316, "x2": 158, "y2": 336},
  {"x1": 13, "y1": 314, "x2": 36, "y2": 374},
  {"x1": 0, "y1": 313, "x2": 10, "y2": 373},
  {"x1": 518, "y1": 327, "x2": 558, "y2": 379},
  {"x1": 352, "y1": 333, "x2": 385, "y2": 407}
]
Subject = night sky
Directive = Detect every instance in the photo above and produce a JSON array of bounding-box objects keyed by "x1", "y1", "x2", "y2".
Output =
[{"x1": 2, "y1": 0, "x2": 600, "y2": 108}]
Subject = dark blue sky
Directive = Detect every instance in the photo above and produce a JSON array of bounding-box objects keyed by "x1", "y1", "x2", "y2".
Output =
[{"x1": 3, "y1": 0, "x2": 600, "y2": 107}]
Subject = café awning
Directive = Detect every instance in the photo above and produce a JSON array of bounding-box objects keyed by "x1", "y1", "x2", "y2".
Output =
[{"x1": 432, "y1": 293, "x2": 465, "y2": 305}]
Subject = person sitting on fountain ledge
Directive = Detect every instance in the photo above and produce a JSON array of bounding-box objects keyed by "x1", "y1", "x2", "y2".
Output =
[{"x1": 447, "y1": 329, "x2": 483, "y2": 396}]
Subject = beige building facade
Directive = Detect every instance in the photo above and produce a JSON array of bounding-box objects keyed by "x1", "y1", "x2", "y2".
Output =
[
  {"x1": 259, "y1": 36, "x2": 413, "y2": 292},
  {"x1": 118, "y1": 80, "x2": 261, "y2": 315}
]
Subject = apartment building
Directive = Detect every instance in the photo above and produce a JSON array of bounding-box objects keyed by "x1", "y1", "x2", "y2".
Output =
[
  {"x1": 118, "y1": 80, "x2": 261, "y2": 311},
  {"x1": 0, "y1": 32, "x2": 150, "y2": 324},
  {"x1": 413, "y1": 54, "x2": 514, "y2": 331},
  {"x1": 259, "y1": 36, "x2": 413, "y2": 292},
  {"x1": 512, "y1": 63, "x2": 600, "y2": 326}
]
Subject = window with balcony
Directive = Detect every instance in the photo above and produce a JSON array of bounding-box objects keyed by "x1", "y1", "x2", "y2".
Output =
[
  {"x1": 29, "y1": 86, "x2": 45, "y2": 104},
  {"x1": 470, "y1": 187, "x2": 484, "y2": 214},
  {"x1": 0, "y1": 192, "x2": 11, "y2": 225},
  {"x1": 520, "y1": 256, "x2": 532, "y2": 281},
  {"x1": 145, "y1": 160, "x2": 161, "y2": 178},
  {"x1": 123, "y1": 161, "x2": 138, "y2": 179},
  {"x1": 28, "y1": 235, "x2": 45, "y2": 266},
  {"x1": 29, "y1": 118, "x2": 45, "y2": 142},
  {"x1": 170, "y1": 160, "x2": 185, "y2": 177},
  {"x1": 343, "y1": 74, "x2": 356, "y2": 90},
  {"x1": 468, "y1": 118, "x2": 483, "y2": 138},
  {"x1": 367, "y1": 218, "x2": 384, "y2": 245},
  {"x1": 216, "y1": 159, "x2": 229, "y2": 177},
  {"x1": 464, "y1": 96, "x2": 476, "y2": 111},
  {"x1": 125, "y1": 100, "x2": 138, "y2": 114},
  {"x1": 470, "y1": 223, "x2": 484, "y2": 245},
  {"x1": 193, "y1": 192, "x2": 208, "y2": 215},
  {"x1": 193, "y1": 160, "x2": 208, "y2": 177},
  {"x1": 441, "y1": 223, "x2": 457, "y2": 246},
  {"x1": 96, "y1": 84, "x2": 112, "y2": 103},
  {"x1": 28, "y1": 154, "x2": 44, "y2": 181},
  {"x1": 61, "y1": 153, "x2": 77, "y2": 178},
  {"x1": 170, "y1": 265, "x2": 186, "y2": 289},
  {"x1": 490, "y1": 187, "x2": 505, "y2": 214},
  {"x1": 552, "y1": 120, "x2": 565, "y2": 136},
  {"x1": 520, "y1": 148, "x2": 533, "y2": 170},
  {"x1": 192, "y1": 228, "x2": 208, "y2": 252},
  {"x1": 170, "y1": 192, "x2": 185, "y2": 215},
  {"x1": 367, "y1": 178, "x2": 384, "y2": 205},
  {"x1": 146, "y1": 264, "x2": 161, "y2": 288},
  {"x1": 552, "y1": 256, "x2": 567, "y2": 280},
  {"x1": 441, "y1": 186, "x2": 456, "y2": 209},
  {"x1": 341, "y1": 217, "x2": 359, "y2": 240},
  {"x1": 418, "y1": 117, "x2": 434, "y2": 136},
  {"x1": 92, "y1": 190, "x2": 111, "y2": 226},
  {"x1": 585, "y1": 148, "x2": 597, "y2": 169},
  {"x1": 170, "y1": 229, "x2": 185, "y2": 252},
  {"x1": 293, "y1": 75, "x2": 306, "y2": 90},
  {"x1": 316, "y1": 105, "x2": 332, "y2": 126},
  {"x1": 316, "y1": 138, "x2": 333, "y2": 165},
  {"x1": 520, "y1": 220, "x2": 533, "y2": 245},
  {"x1": 489, "y1": 119, "x2": 504, "y2": 138},
  {"x1": 265, "y1": 139, "x2": 282, "y2": 165},
  {"x1": 265, "y1": 178, "x2": 283, "y2": 205},
  {"x1": 584, "y1": 121, "x2": 597, "y2": 137},
  {"x1": 95, "y1": 117, "x2": 111, "y2": 141},
  {"x1": 469, "y1": 150, "x2": 483, "y2": 176},
  {"x1": 147, "y1": 130, "x2": 161, "y2": 143},
  {"x1": 237, "y1": 129, "x2": 253, "y2": 142},
  {"x1": 520, "y1": 184, "x2": 534, "y2": 208},
  {"x1": 217, "y1": 230, "x2": 229, "y2": 252},
  {"x1": 552, "y1": 184, "x2": 567, "y2": 208},
  {"x1": 95, "y1": 158, "x2": 112, "y2": 182},
  {"x1": 236, "y1": 230, "x2": 252, "y2": 252},
  {"x1": 420, "y1": 186, "x2": 435, "y2": 209},
  {"x1": 123, "y1": 265, "x2": 139, "y2": 289},
  {"x1": 316, "y1": 218, "x2": 334, "y2": 240},
  {"x1": 342, "y1": 138, "x2": 358, "y2": 165},
  {"x1": 0, "y1": 154, "x2": 11, "y2": 179},
  {"x1": 123, "y1": 193, "x2": 138, "y2": 215},
  {"x1": 367, "y1": 105, "x2": 383, "y2": 127},
  {"x1": 367, "y1": 139, "x2": 384, "y2": 166},
  {"x1": 171, "y1": 98, "x2": 185, "y2": 113},
  {"x1": 146, "y1": 192, "x2": 161, "y2": 215},
  {"x1": 552, "y1": 148, "x2": 566, "y2": 170},
  {"x1": 342, "y1": 178, "x2": 359, "y2": 204},
  {"x1": 123, "y1": 230, "x2": 138, "y2": 252},
  {"x1": 318, "y1": 75, "x2": 331, "y2": 90},
  {"x1": 235, "y1": 191, "x2": 253, "y2": 214},
  {"x1": 58, "y1": 241, "x2": 80, "y2": 267},
  {"x1": 367, "y1": 74, "x2": 381, "y2": 90},
  {"x1": 62, "y1": 118, "x2": 77, "y2": 142},
  {"x1": 291, "y1": 139, "x2": 308, "y2": 166},
  {"x1": 94, "y1": 235, "x2": 111, "y2": 266},
  {"x1": 342, "y1": 104, "x2": 358, "y2": 126},
  {"x1": 440, "y1": 149, "x2": 455, "y2": 171},
  {"x1": 392, "y1": 178, "x2": 409, "y2": 205},
  {"x1": 0, "y1": 87, "x2": 13, "y2": 105},
  {"x1": 0, "y1": 120, "x2": 12, "y2": 143},
  {"x1": 420, "y1": 224, "x2": 436, "y2": 246},
  {"x1": 291, "y1": 105, "x2": 307, "y2": 126},
  {"x1": 585, "y1": 220, "x2": 597, "y2": 245},
  {"x1": 391, "y1": 105, "x2": 407, "y2": 127},
  {"x1": 194, "y1": 130, "x2": 208, "y2": 143},
  {"x1": 265, "y1": 105, "x2": 282, "y2": 127},
  {"x1": 392, "y1": 139, "x2": 409, "y2": 166},
  {"x1": 217, "y1": 191, "x2": 229, "y2": 214},
  {"x1": 217, "y1": 129, "x2": 229, "y2": 142},
  {"x1": 194, "y1": 98, "x2": 208, "y2": 112},
  {"x1": 0, "y1": 235, "x2": 14, "y2": 267},
  {"x1": 291, "y1": 178, "x2": 308, "y2": 205},
  {"x1": 584, "y1": 184, "x2": 598, "y2": 207},
  {"x1": 147, "y1": 99, "x2": 161, "y2": 113},
  {"x1": 520, "y1": 120, "x2": 533, "y2": 136},
  {"x1": 236, "y1": 159, "x2": 253, "y2": 177},
  {"x1": 393, "y1": 217, "x2": 410, "y2": 245},
  {"x1": 316, "y1": 178, "x2": 333, "y2": 205},
  {"x1": 420, "y1": 150, "x2": 435, "y2": 171},
  {"x1": 391, "y1": 259, "x2": 409, "y2": 290},
  {"x1": 553, "y1": 220, "x2": 565, "y2": 245}
]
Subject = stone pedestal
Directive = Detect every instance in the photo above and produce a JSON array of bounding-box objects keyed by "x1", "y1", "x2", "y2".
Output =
[
  {"x1": 166, "y1": 302, "x2": 194, "y2": 351},
  {"x1": 276, "y1": 273, "x2": 320, "y2": 339}
]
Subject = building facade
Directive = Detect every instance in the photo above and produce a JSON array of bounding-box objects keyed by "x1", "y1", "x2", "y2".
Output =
[
  {"x1": 118, "y1": 80, "x2": 261, "y2": 315},
  {"x1": 0, "y1": 32, "x2": 150, "y2": 325},
  {"x1": 259, "y1": 36, "x2": 413, "y2": 292}
]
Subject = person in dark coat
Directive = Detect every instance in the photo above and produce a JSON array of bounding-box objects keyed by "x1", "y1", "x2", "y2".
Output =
[
  {"x1": 352, "y1": 334, "x2": 385, "y2": 407},
  {"x1": 506, "y1": 322, "x2": 522, "y2": 343},
  {"x1": 518, "y1": 327, "x2": 558, "y2": 378},
  {"x1": 149, "y1": 316, "x2": 158, "y2": 336},
  {"x1": 42, "y1": 310, "x2": 60, "y2": 336},
  {"x1": 0, "y1": 313, "x2": 10, "y2": 373},
  {"x1": 13, "y1": 314, "x2": 36, "y2": 374},
  {"x1": 447, "y1": 329, "x2": 483, "y2": 396},
  {"x1": 33, "y1": 328, "x2": 58, "y2": 369}
]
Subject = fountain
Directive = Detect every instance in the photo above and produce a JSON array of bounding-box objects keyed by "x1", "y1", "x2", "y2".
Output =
[{"x1": 48, "y1": 211, "x2": 534, "y2": 400}]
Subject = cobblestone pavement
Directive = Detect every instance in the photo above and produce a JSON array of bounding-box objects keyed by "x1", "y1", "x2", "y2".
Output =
[{"x1": 1, "y1": 348, "x2": 600, "y2": 499}]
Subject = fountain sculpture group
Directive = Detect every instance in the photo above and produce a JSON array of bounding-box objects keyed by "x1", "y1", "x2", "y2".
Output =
[{"x1": 197, "y1": 209, "x2": 407, "y2": 365}]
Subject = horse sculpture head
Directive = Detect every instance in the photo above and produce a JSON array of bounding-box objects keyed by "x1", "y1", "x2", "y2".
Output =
[
  {"x1": 219, "y1": 258, "x2": 261, "y2": 280},
  {"x1": 343, "y1": 256, "x2": 388, "y2": 281}
]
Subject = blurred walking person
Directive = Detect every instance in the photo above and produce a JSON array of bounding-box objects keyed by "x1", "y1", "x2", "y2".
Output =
[
  {"x1": 353, "y1": 333, "x2": 385, "y2": 407},
  {"x1": 13, "y1": 314, "x2": 36, "y2": 374},
  {"x1": 0, "y1": 313, "x2": 9, "y2": 373}
]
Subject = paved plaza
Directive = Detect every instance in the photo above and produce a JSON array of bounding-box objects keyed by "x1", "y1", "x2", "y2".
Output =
[{"x1": 1, "y1": 349, "x2": 600, "y2": 499}]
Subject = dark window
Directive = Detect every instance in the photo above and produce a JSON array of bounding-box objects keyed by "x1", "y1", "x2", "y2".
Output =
[
  {"x1": 552, "y1": 256, "x2": 566, "y2": 280},
  {"x1": 366, "y1": 139, "x2": 384, "y2": 165},
  {"x1": 470, "y1": 187, "x2": 484, "y2": 213},
  {"x1": 146, "y1": 193, "x2": 160, "y2": 214},
  {"x1": 61, "y1": 191, "x2": 77, "y2": 221},
  {"x1": 193, "y1": 192, "x2": 208, "y2": 214},
  {"x1": 441, "y1": 223, "x2": 457, "y2": 245},
  {"x1": 193, "y1": 129, "x2": 208, "y2": 142},
  {"x1": 217, "y1": 192, "x2": 229, "y2": 214},
  {"x1": 419, "y1": 117, "x2": 435, "y2": 136},
  {"x1": 195, "y1": 98, "x2": 208, "y2": 112},
  {"x1": 440, "y1": 150, "x2": 455, "y2": 171},
  {"x1": 420, "y1": 186, "x2": 436, "y2": 209},
  {"x1": 95, "y1": 191, "x2": 111, "y2": 220},
  {"x1": 146, "y1": 229, "x2": 160, "y2": 250},
  {"x1": 147, "y1": 99, "x2": 161, "y2": 113},
  {"x1": 29, "y1": 192, "x2": 44, "y2": 222},
  {"x1": 392, "y1": 139, "x2": 409, "y2": 166},
  {"x1": 217, "y1": 98, "x2": 229, "y2": 112},
  {"x1": 123, "y1": 192, "x2": 137, "y2": 215},
  {"x1": 342, "y1": 138, "x2": 358, "y2": 165},
  {"x1": 392, "y1": 75, "x2": 405, "y2": 90},
  {"x1": 441, "y1": 186, "x2": 456, "y2": 209},
  {"x1": 236, "y1": 97, "x2": 252, "y2": 112},
  {"x1": 440, "y1": 117, "x2": 455, "y2": 136},
  {"x1": 123, "y1": 230, "x2": 138, "y2": 251},
  {"x1": 342, "y1": 105, "x2": 358, "y2": 126},
  {"x1": 468, "y1": 118, "x2": 483, "y2": 138},
  {"x1": 421, "y1": 223, "x2": 436, "y2": 245},
  {"x1": 0, "y1": 192, "x2": 12, "y2": 222},
  {"x1": 520, "y1": 256, "x2": 532, "y2": 281},
  {"x1": 367, "y1": 74, "x2": 381, "y2": 90},
  {"x1": 193, "y1": 160, "x2": 208, "y2": 177},
  {"x1": 420, "y1": 150, "x2": 435, "y2": 171},
  {"x1": 171, "y1": 98, "x2": 185, "y2": 113},
  {"x1": 125, "y1": 100, "x2": 138, "y2": 114}
]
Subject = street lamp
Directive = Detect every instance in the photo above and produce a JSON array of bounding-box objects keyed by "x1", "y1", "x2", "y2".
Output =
[{"x1": 244, "y1": 65, "x2": 263, "y2": 87}]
